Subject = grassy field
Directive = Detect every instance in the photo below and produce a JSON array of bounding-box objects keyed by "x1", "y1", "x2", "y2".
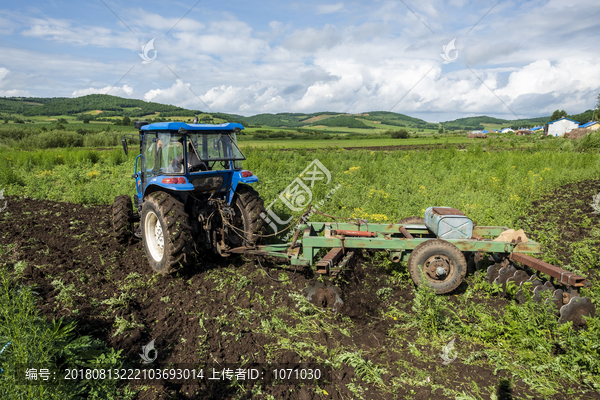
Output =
[
  {"x1": 1, "y1": 135, "x2": 600, "y2": 399},
  {"x1": 238, "y1": 136, "x2": 472, "y2": 149}
]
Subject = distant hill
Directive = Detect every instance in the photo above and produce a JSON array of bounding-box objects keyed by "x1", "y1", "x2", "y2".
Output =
[
  {"x1": 0, "y1": 94, "x2": 198, "y2": 117},
  {"x1": 444, "y1": 116, "x2": 508, "y2": 125},
  {"x1": 0, "y1": 94, "x2": 595, "y2": 129},
  {"x1": 310, "y1": 115, "x2": 374, "y2": 129},
  {"x1": 443, "y1": 110, "x2": 597, "y2": 128}
]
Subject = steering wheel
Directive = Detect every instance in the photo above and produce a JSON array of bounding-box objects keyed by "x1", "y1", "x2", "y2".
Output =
[{"x1": 168, "y1": 159, "x2": 183, "y2": 173}]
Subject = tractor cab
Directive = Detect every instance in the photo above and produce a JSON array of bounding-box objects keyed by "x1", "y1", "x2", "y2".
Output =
[{"x1": 122, "y1": 121, "x2": 256, "y2": 211}]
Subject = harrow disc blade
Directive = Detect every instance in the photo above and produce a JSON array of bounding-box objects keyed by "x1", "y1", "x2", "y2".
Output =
[
  {"x1": 559, "y1": 297, "x2": 596, "y2": 326},
  {"x1": 303, "y1": 281, "x2": 344, "y2": 313},
  {"x1": 533, "y1": 281, "x2": 555, "y2": 303},
  {"x1": 486, "y1": 263, "x2": 502, "y2": 284},
  {"x1": 494, "y1": 265, "x2": 517, "y2": 290},
  {"x1": 506, "y1": 270, "x2": 530, "y2": 293},
  {"x1": 549, "y1": 289, "x2": 564, "y2": 311},
  {"x1": 515, "y1": 275, "x2": 543, "y2": 304}
]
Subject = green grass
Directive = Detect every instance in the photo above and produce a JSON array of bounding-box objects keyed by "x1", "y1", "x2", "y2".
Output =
[
  {"x1": 0, "y1": 266, "x2": 134, "y2": 400},
  {"x1": 2, "y1": 143, "x2": 600, "y2": 227}
]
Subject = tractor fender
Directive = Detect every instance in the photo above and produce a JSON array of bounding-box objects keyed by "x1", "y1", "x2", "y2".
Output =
[
  {"x1": 143, "y1": 178, "x2": 195, "y2": 200},
  {"x1": 229, "y1": 171, "x2": 259, "y2": 204}
]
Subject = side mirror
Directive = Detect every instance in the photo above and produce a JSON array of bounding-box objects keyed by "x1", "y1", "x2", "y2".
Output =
[{"x1": 122, "y1": 138, "x2": 128, "y2": 155}]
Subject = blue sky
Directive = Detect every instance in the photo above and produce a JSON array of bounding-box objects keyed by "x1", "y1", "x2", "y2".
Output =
[{"x1": 0, "y1": 0, "x2": 599, "y2": 121}]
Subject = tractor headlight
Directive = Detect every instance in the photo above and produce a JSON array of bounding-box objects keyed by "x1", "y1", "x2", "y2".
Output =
[{"x1": 192, "y1": 176, "x2": 224, "y2": 191}]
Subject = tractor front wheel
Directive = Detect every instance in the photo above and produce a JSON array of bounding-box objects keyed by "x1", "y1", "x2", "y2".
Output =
[
  {"x1": 112, "y1": 195, "x2": 133, "y2": 241},
  {"x1": 408, "y1": 239, "x2": 467, "y2": 294},
  {"x1": 141, "y1": 192, "x2": 193, "y2": 273}
]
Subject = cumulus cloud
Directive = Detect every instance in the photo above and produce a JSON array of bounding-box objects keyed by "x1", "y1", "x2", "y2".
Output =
[
  {"x1": 0, "y1": 67, "x2": 9, "y2": 82},
  {"x1": 72, "y1": 85, "x2": 133, "y2": 97},
  {"x1": 0, "y1": 67, "x2": 30, "y2": 96},
  {"x1": 143, "y1": 80, "x2": 209, "y2": 110},
  {"x1": 0, "y1": 89, "x2": 31, "y2": 96}
]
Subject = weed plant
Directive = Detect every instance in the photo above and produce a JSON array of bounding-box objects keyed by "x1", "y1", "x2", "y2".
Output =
[{"x1": 0, "y1": 268, "x2": 133, "y2": 399}]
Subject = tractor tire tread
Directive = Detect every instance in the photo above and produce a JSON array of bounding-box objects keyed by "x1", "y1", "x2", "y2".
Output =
[
  {"x1": 112, "y1": 195, "x2": 133, "y2": 242},
  {"x1": 234, "y1": 184, "x2": 266, "y2": 246},
  {"x1": 144, "y1": 192, "x2": 193, "y2": 272}
]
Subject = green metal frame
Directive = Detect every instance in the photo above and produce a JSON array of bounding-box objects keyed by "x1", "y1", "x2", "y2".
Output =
[{"x1": 235, "y1": 222, "x2": 542, "y2": 268}]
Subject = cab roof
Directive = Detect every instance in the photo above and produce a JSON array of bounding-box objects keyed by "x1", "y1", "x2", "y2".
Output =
[{"x1": 140, "y1": 122, "x2": 244, "y2": 131}]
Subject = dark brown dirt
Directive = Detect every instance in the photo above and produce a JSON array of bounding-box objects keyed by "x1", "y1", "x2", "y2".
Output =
[
  {"x1": 519, "y1": 179, "x2": 600, "y2": 261},
  {"x1": 1, "y1": 196, "x2": 598, "y2": 399},
  {"x1": 519, "y1": 179, "x2": 600, "y2": 282}
]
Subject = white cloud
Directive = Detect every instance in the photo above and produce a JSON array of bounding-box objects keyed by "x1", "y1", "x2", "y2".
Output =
[
  {"x1": 283, "y1": 25, "x2": 342, "y2": 52},
  {"x1": 0, "y1": 89, "x2": 30, "y2": 96},
  {"x1": 143, "y1": 80, "x2": 206, "y2": 110},
  {"x1": 316, "y1": 3, "x2": 345, "y2": 14},
  {"x1": 0, "y1": 67, "x2": 9, "y2": 81},
  {"x1": 72, "y1": 85, "x2": 133, "y2": 97},
  {"x1": 0, "y1": 67, "x2": 30, "y2": 96},
  {"x1": 22, "y1": 17, "x2": 139, "y2": 49}
]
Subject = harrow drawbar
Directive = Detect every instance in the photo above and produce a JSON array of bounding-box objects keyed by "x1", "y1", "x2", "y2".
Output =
[{"x1": 230, "y1": 207, "x2": 595, "y2": 325}]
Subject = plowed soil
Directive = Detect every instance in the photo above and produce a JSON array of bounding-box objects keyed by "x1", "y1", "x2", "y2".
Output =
[{"x1": 1, "y1": 194, "x2": 599, "y2": 399}]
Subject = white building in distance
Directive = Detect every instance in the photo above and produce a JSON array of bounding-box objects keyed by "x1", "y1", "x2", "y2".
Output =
[{"x1": 546, "y1": 117, "x2": 579, "y2": 137}]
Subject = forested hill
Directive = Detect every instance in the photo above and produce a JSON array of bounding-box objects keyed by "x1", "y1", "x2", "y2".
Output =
[
  {"x1": 0, "y1": 94, "x2": 595, "y2": 128},
  {"x1": 442, "y1": 109, "x2": 597, "y2": 127},
  {"x1": 0, "y1": 95, "x2": 201, "y2": 118},
  {"x1": 0, "y1": 95, "x2": 429, "y2": 128}
]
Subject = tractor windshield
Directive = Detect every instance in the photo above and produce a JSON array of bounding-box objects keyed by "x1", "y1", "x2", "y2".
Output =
[{"x1": 188, "y1": 132, "x2": 245, "y2": 165}]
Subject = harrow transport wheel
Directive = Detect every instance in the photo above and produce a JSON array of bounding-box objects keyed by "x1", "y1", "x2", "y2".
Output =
[
  {"x1": 112, "y1": 195, "x2": 133, "y2": 241},
  {"x1": 399, "y1": 216, "x2": 426, "y2": 239},
  {"x1": 229, "y1": 184, "x2": 266, "y2": 247},
  {"x1": 141, "y1": 192, "x2": 193, "y2": 274},
  {"x1": 408, "y1": 239, "x2": 467, "y2": 294},
  {"x1": 398, "y1": 216, "x2": 425, "y2": 225}
]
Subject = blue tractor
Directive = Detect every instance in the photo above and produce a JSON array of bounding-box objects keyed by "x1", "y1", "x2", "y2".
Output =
[{"x1": 113, "y1": 121, "x2": 266, "y2": 273}]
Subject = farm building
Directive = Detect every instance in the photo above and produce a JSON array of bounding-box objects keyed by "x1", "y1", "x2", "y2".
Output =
[
  {"x1": 545, "y1": 117, "x2": 579, "y2": 137},
  {"x1": 580, "y1": 121, "x2": 599, "y2": 130}
]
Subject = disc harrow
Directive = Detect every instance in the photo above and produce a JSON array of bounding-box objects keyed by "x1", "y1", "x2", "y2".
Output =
[
  {"x1": 229, "y1": 206, "x2": 596, "y2": 326},
  {"x1": 486, "y1": 259, "x2": 595, "y2": 326}
]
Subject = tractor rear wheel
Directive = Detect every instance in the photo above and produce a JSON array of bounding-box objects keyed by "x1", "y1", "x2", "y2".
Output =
[
  {"x1": 141, "y1": 192, "x2": 193, "y2": 274},
  {"x1": 408, "y1": 239, "x2": 467, "y2": 294},
  {"x1": 229, "y1": 184, "x2": 266, "y2": 247},
  {"x1": 112, "y1": 195, "x2": 133, "y2": 241}
]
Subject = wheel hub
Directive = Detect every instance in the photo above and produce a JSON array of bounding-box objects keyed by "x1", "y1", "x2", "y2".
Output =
[
  {"x1": 424, "y1": 255, "x2": 451, "y2": 280},
  {"x1": 145, "y1": 211, "x2": 164, "y2": 262},
  {"x1": 155, "y1": 221, "x2": 164, "y2": 250}
]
